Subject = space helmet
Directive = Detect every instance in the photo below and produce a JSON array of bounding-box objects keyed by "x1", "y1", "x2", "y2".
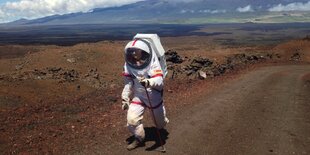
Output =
[{"x1": 124, "y1": 39, "x2": 153, "y2": 69}]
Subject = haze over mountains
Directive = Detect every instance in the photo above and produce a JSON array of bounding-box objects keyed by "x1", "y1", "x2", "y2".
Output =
[{"x1": 3, "y1": 0, "x2": 310, "y2": 26}]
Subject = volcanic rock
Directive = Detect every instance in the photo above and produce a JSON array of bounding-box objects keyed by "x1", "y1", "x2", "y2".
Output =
[
  {"x1": 290, "y1": 52, "x2": 301, "y2": 61},
  {"x1": 165, "y1": 50, "x2": 183, "y2": 64},
  {"x1": 198, "y1": 70, "x2": 207, "y2": 79},
  {"x1": 66, "y1": 58, "x2": 76, "y2": 63}
]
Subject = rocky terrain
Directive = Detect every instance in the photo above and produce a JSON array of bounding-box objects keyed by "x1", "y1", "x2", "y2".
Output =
[{"x1": 0, "y1": 35, "x2": 309, "y2": 154}]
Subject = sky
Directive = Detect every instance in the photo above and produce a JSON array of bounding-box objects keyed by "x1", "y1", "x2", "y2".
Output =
[
  {"x1": 0, "y1": 0, "x2": 144, "y2": 23},
  {"x1": 0, "y1": 0, "x2": 310, "y2": 23}
]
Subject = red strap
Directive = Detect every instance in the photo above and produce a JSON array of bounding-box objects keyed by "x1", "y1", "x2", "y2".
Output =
[
  {"x1": 132, "y1": 39, "x2": 138, "y2": 46},
  {"x1": 122, "y1": 72, "x2": 132, "y2": 77},
  {"x1": 131, "y1": 101, "x2": 143, "y2": 105},
  {"x1": 151, "y1": 74, "x2": 163, "y2": 78},
  {"x1": 131, "y1": 100, "x2": 163, "y2": 109}
]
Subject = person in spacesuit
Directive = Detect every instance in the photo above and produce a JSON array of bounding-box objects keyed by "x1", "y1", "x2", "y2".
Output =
[{"x1": 121, "y1": 39, "x2": 169, "y2": 150}]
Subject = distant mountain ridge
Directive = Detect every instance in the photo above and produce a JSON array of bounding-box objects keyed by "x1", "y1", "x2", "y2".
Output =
[{"x1": 3, "y1": 0, "x2": 310, "y2": 26}]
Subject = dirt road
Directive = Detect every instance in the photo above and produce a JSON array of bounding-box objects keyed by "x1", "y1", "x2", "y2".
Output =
[{"x1": 121, "y1": 65, "x2": 310, "y2": 155}]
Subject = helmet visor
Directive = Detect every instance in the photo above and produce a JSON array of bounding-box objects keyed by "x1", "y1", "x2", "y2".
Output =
[{"x1": 125, "y1": 48, "x2": 151, "y2": 69}]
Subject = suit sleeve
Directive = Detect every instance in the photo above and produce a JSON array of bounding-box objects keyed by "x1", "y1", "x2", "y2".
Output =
[
  {"x1": 148, "y1": 62, "x2": 164, "y2": 90},
  {"x1": 121, "y1": 64, "x2": 133, "y2": 102}
]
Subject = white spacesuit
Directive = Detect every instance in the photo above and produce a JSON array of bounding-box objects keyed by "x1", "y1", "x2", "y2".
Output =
[{"x1": 121, "y1": 38, "x2": 169, "y2": 150}]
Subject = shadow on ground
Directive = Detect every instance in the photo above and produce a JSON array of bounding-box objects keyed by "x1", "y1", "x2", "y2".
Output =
[{"x1": 126, "y1": 127, "x2": 169, "y2": 151}]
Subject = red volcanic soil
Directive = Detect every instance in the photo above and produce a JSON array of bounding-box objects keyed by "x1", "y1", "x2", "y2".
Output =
[{"x1": 0, "y1": 36, "x2": 309, "y2": 154}]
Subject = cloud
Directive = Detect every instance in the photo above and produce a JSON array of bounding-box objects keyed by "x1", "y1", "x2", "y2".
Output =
[
  {"x1": 168, "y1": 0, "x2": 203, "y2": 3},
  {"x1": 0, "y1": 0, "x2": 143, "y2": 22},
  {"x1": 236, "y1": 5, "x2": 254, "y2": 13},
  {"x1": 180, "y1": 9, "x2": 195, "y2": 13},
  {"x1": 0, "y1": 7, "x2": 9, "y2": 23},
  {"x1": 0, "y1": 9, "x2": 3, "y2": 16},
  {"x1": 268, "y1": 1, "x2": 310, "y2": 12},
  {"x1": 199, "y1": 9, "x2": 226, "y2": 14},
  {"x1": 181, "y1": 9, "x2": 226, "y2": 14}
]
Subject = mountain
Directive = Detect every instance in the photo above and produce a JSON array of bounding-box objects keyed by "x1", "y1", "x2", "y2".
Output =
[
  {"x1": 6, "y1": 18, "x2": 30, "y2": 25},
  {"x1": 3, "y1": 0, "x2": 310, "y2": 26}
]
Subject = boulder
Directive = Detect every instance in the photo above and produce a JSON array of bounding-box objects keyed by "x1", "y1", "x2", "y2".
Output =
[
  {"x1": 290, "y1": 52, "x2": 301, "y2": 61},
  {"x1": 47, "y1": 67, "x2": 62, "y2": 73},
  {"x1": 66, "y1": 58, "x2": 76, "y2": 63},
  {"x1": 303, "y1": 35, "x2": 310, "y2": 41},
  {"x1": 198, "y1": 70, "x2": 207, "y2": 79},
  {"x1": 191, "y1": 57, "x2": 213, "y2": 67},
  {"x1": 165, "y1": 50, "x2": 183, "y2": 64}
]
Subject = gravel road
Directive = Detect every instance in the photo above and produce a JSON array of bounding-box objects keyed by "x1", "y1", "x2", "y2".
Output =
[{"x1": 124, "y1": 65, "x2": 310, "y2": 155}]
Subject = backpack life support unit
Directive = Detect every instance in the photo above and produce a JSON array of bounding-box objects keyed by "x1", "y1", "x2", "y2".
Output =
[{"x1": 133, "y1": 33, "x2": 168, "y2": 78}]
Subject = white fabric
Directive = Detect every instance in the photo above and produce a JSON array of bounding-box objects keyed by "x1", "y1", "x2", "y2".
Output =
[
  {"x1": 126, "y1": 101, "x2": 168, "y2": 140},
  {"x1": 122, "y1": 39, "x2": 169, "y2": 140},
  {"x1": 128, "y1": 124, "x2": 145, "y2": 142},
  {"x1": 122, "y1": 41, "x2": 164, "y2": 107}
]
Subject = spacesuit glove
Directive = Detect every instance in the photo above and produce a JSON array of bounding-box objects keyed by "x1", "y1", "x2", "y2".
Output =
[
  {"x1": 139, "y1": 79, "x2": 150, "y2": 88},
  {"x1": 121, "y1": 99, "x2": 130, "y2": 110}
]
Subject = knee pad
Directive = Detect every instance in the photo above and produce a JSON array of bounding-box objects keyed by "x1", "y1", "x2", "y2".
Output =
[{"x1": 127, "y1": 114, "x2": 142, "y2": 126}]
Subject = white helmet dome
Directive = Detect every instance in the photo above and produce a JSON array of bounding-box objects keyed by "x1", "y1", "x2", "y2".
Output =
[
  {"x1": 125, "y1": 39, "x2": 151, "y2": 54},
  {"x1": 124, "y1": 39, "x2": 153, "y2": 69}
]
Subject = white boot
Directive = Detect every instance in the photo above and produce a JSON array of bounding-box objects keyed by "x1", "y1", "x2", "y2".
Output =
[{"x1": 127, "y1": 138, "x2": 145, "y2": 151}]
